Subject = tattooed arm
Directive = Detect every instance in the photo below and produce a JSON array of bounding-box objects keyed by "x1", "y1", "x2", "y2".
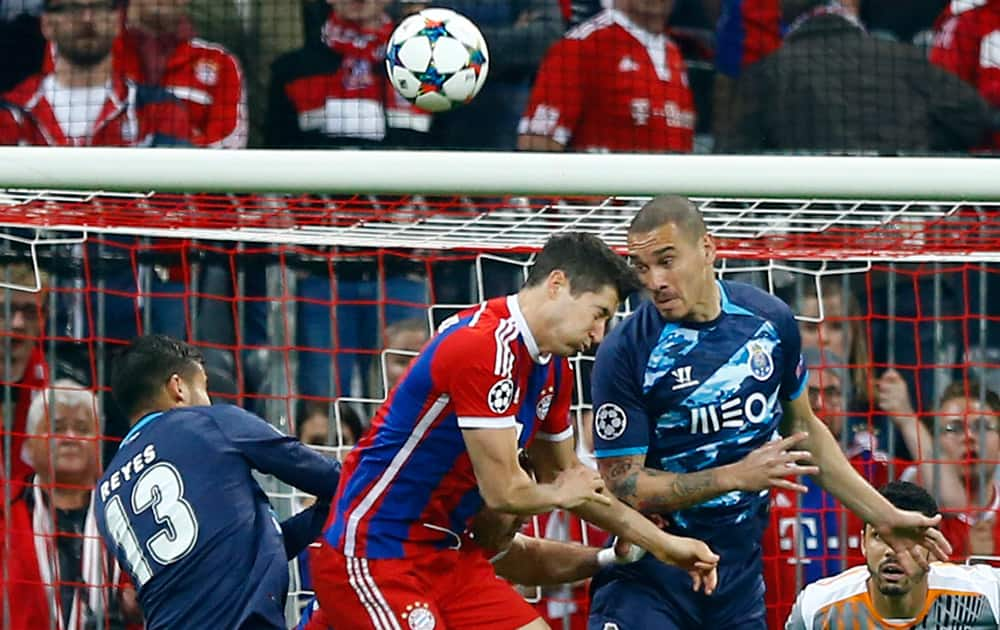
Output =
[{"x1": 598, "y1": 434, "x2": 821, "y2": 513}]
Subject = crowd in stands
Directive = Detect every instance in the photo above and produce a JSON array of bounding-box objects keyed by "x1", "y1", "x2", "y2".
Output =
[{"x1": 2, "y1": 0, "x2": 1000, "y2": 628}]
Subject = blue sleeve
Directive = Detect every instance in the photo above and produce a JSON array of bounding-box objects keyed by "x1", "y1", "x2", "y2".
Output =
[
  {"x1": 280, "y1": 496, "x2": 331, "y2": 560},
  {"x1": 209, "y1": 405, "x2": 342, "y2": 499},
  {"x1": 774, "y1": 303, "x2": 807, "y2": 401},
  {"x1": 591, "y1": 328, "x2": 652, "y2": 459}
]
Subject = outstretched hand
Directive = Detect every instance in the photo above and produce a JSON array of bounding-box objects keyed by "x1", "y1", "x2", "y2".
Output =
[
  {"x1": 729, "y1": 432, "x2": 820, "y2": 494},
  {"x1": 873, "y1": 508, "x2": 952, "y2": 575}
]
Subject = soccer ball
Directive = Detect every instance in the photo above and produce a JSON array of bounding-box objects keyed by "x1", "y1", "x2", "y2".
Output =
[{"x1": 386, "y1": 8, "x2": 489, "y2": 113}]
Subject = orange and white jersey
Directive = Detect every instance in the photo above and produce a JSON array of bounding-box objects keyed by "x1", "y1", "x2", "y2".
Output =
[{"x1": 785, "y1": 563, "x2": 1000, "y2": 629}]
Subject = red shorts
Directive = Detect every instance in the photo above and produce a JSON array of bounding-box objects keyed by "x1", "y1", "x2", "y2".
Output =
[{"x1": 311, "y1": 543, "x2": 541, "y2": 630}]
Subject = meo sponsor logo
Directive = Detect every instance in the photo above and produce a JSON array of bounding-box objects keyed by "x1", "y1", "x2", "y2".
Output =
[{"x1": 689, "y1": 392, "x2": 768, "y2": 434}]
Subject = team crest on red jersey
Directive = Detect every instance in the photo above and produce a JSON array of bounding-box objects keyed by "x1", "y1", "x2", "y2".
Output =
[{"x1": 402, "y1": 602, "x2": 436, "y2": 630}]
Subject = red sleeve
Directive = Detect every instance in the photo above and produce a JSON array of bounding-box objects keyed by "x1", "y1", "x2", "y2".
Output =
[
  {"x1": 432, "y1": 329, "x2": 519, "y2": 430},
  {"x1": 518, "y1": 37, "x2": 586, "y2": 146},
  {"x1": 201, "y1": 50, "x2": 248, "y2": 148},
  {"x1": 931, "y1": 11, "x2": 982, "y2": 87},
  {"x1": 533, "y1": 359, "x2": 573, "y2": 443}
]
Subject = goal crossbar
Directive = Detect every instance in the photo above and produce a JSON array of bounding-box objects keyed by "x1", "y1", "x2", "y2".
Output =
[{"x1": 4, "y1": 148, "x2": 1000, "y2": 199}]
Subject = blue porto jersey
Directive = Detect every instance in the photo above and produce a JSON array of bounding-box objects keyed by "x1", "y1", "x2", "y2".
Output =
[
  {"x1": 95, "y1": 405, "x2": 341, "y2": 630},
  {"x1": 592, "y1": 280, "x2": 807, "y2": 551}
]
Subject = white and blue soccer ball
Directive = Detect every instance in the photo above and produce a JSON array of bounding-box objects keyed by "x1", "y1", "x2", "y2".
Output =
[{"x1": 386, "y1": 8, "x2": 489, "y2": 113}]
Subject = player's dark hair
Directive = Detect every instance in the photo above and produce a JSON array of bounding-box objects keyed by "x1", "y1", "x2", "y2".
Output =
[
  {"x1": 878, "y1": 481, "x2": 938, "y2": 519},
  {"x1": 111, "y1": 334, "x2": 205, "y2": 418},
  {"x1": 524, "y1": 232, "x2": 641, "y2": 301},
  {"x1": 628, "y1": 195, "x2": 707, "y2": 243}
]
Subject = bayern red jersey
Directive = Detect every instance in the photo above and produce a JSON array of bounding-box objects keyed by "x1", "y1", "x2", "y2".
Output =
[
  {"x1": 327, "y1": 295, "x2": 575, "y2": 559},
  {"x1": 115, "y1": 32, "x2": 248, "y2": 148},
  {"x1": 518, "y1": 9, "x2": 695, "y2": 152},
  {"x1": 930, "y1": 0, "x2": 1000, "y2": 149},
  {"x1": 0, "y1": 73, "x2": 192, "y2": 147},
  {"x1": 901, "y1": 466, "x2": 1000, "y2": 562}
]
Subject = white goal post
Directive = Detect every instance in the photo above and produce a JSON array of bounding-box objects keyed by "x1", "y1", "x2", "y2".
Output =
[{"x1": 3, "y1": 147, "x2": 1000, "y2": 199}]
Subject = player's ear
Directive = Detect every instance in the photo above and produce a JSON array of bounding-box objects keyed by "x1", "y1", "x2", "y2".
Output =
[
  {"x1": 860, "y1": 526, "x2": 870, "y2": 559},
  {"x1": 702, "y1": 233, "x2": 717, "y2": 266},
  {"x1": 165, "y1": 373, "x2": 186, "y2": 404},
  {"x1": 546, "y1": 269, "x2": 568, "y2": 298}
]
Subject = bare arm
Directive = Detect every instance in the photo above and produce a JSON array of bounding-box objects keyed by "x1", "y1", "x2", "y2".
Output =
[
  {"x1": 492, "y1": 534, "x2": 602, "y2": 586},
  {"x1": 596, "y1": 437, "x2": 819, "y2": 514},
  {"x1": 462, "y1": 427, "x2": 609, "y2": 515},
  {"x1": 876, "y1": 369, "x2": 967, "y2": 510},
  {"x1": 781, "y1": 394, "x2": 951, "y2": 572},
  {"x1": 528, "y1": 438, "x2": 719, "y2": 593}
]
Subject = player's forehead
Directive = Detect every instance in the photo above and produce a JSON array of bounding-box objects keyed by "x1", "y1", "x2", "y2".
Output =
[
  {"x1": 626, "y1": 222, "x2": 693, "y2": 258},
  {"x1": 573, "y1": 284, "x2": 618, "y2": 312}
]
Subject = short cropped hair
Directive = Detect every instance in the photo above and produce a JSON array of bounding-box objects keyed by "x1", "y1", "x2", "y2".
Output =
[
  {"x1": 524, "y1": 232, "x2": 641, "y2": 301},
  {"x1": 878, "y1": 481, "x2": 938, "y2": 519},
  {"x1": 0, "y1": 262, "x2": 50, "y2": 297},
  {"x1": 111, "y1": 335, "x2": 204, "y2": 418},
  {"x1": 628, "y1": 195, "x2": 707, "y2": 243}
]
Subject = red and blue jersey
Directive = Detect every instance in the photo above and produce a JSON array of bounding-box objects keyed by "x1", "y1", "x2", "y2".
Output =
[{"x1": 327, "y1": 294, "x2": 574, "y2": 559}]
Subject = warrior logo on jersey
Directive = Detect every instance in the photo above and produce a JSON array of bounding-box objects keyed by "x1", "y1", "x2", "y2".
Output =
[
  {"x1": 595, "y1": 403, "x2": 627, "y2": 440},
  {"x1": 748, "y1": 342, "x2": 774, "y2": 381},
  {"x1": 488, "y1": 378, "x2": 516, "y2": 414},
  {"x1": 402, "y1": 602, "x2": 436, "y2": 630}
]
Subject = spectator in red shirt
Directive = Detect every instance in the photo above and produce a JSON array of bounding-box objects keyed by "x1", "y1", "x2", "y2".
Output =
[
  {"x1": 930, "y1": 0, "x2": 1000, "y2": 150},
  {"x1": 118, "y1": 0, "x2": 247, "y2": 148},
  {"x1": 1, "y1": 379, "x2": 139, "y2": 630},
  {"x1": 518, "y1": 0, "x2": 696, "y2": 152},
  {"x1": 1, "y1": 263, "x2": 50, "y2": 495},
  {"x1": 0, "y1": 0, "x2": 192, "y2": 147},
  {"x1": 878, "y1": 376, "x2": 1000, "y2": 561}
]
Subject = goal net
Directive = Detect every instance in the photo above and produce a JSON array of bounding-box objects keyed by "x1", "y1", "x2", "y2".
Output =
[{"x1": 2, "y1": 151, "x2": 999, "y2": 628}]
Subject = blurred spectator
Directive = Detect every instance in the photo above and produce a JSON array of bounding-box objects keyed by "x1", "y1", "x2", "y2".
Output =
[
  {"x1": 295, "y1": 398, "x2": 362, "y2": 447},
  {"x1": 377, "y1": 316, "x2": 429, "y2": 394},
  {"x1": 795, "y1": 279, "x2": 872, "y2": 406},
  {"x1": 266, "y1": 0, "x2": 430, "y2": 148},
  {"x1": 118, "y1": 0, "x2": 248, "y2": 147},
  {"x1": 187, "y1": 0, "x2": 304, "y2": 146},
  {"x1": 0, "y1": 263, "x2": 50, "y2": 495},
  {"x1": 1, "y1": 380, "x2": 138, "y2": 629},
  {"x1": 0, "y1": 0, "x2": 45, "y2": 93},
  {"x1": 518, "y1": 0, "x2": 696, "y2": 152},
  {"x1": 762, "y1": 346, "x2": 894, "y2": 629},
  {"x1": 428, "y1": 0, "x2": 565, "y2": 150},
  {"x1": 717, "y1": 0, "x2": 997, "y2": 154},
  {"x1": 929, "y1": 0, "x2": 1000, "y2": 150},
  {"x1": 0, "y1": 0, "x2": 193, "y2": 146},
  {"x1": 880, "y1": 378, "x2": 1000, "y2": 559},
  {"x1": 712, "y1": 0, "x2": 781, "y2": 139}
]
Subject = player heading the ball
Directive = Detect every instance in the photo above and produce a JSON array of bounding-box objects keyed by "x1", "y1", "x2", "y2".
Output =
[
  {"x1": 95, "y1": 334, "x2": 342, "y2": 629},
  {"x1": 315, "y1": 232, "x2": 720, "y2": 630}
]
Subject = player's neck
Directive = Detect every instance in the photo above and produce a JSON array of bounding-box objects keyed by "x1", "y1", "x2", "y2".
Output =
[
  {"x1": 868, "y1": 578, "x2": 928, "y2": 621},
  {"x1": 687, "y1": 277, "x2": 721, "y2": 323},
  {"x1": 620, "y1": 9, "x2": 667, "y2": 35},
  {"x1": 53, "y1": 56, "x2": 113, "y2": 89},
  {"x1": 964, "y1": 476, "x2": 997, "y2": 508}
]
